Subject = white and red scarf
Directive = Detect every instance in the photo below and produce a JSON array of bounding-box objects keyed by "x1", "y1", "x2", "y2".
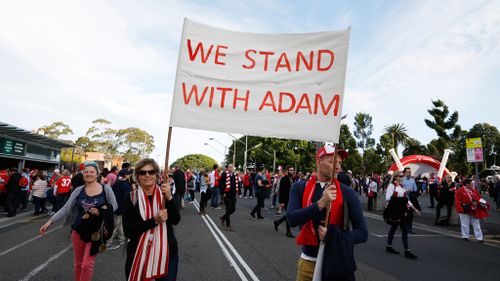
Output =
[
  {"x1": 129, "y1": 186, "x2": 169, "y2": 281},
  {"x1": 225, "y1": 172, "x2": 239, "y2": 193}
]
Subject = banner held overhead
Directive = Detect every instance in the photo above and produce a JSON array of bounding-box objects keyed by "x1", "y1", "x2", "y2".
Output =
[{"x1": 170, "y1": 19, "x2": 351, "y2": 143}]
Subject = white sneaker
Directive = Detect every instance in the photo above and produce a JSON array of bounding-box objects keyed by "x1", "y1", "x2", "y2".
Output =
[
  {"x1": 249, "y1": 196, "x2": 253, "y2": 199},
  {"x1": 215, "y1": 207, "x2": 222, "y2": 210},
  {"x1": 244, "y1": 196, "x2": 248, "y2": 199}
]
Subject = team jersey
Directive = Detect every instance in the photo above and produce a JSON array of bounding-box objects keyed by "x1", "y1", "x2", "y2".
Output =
[{"x1": 55, "y1": 176, "x2": 72, "y2": 194}]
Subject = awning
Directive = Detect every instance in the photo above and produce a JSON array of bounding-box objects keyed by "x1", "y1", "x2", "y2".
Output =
[{"x1": 0, "y1": 122, "x2": 73, "y2": 150}]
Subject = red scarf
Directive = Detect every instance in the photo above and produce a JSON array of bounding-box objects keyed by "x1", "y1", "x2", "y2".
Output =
[
  {"x1": 296, "y1": 175, "x2": 343, "y2": 246},
  {"x1": 224, "y1": 172, "x2": 239, "y2": 193},
  {"x1": 129, "y1": 186, "x2": 169, "y2": 281}
]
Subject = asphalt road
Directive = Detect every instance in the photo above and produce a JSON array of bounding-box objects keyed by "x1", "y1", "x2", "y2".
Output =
[{"x1": 0, "y1": 194, "x2": 499, "y2": 281}]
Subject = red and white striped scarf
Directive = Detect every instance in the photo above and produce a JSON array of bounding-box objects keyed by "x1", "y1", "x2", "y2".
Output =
[
  {"x1": 225, "y1": 172, "x2": 239, "y2": 193},
  {"x1": 129, "y1": 186, "x2": 169, "y2": 281}
]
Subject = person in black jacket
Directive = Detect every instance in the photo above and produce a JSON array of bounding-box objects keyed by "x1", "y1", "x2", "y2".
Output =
[
  {"x1": 107, "y1": 170, "x2": 132, "y2": 249},
  {"x1": 173, "y1": 164, "x2": 186, "y2": 208},
  {"x1": 123, "y1": 158, "x2": 180, "y2": 281},
  {"x1": 273, "y1": 167, "x2": 295, "y2": 237},
  {"x1": 6, "y1": 168, "x2": 22, "y2": 217},
  {"x1": 435, "y1": 174, "x2": 456, "y2": 225},
  {"x1": 219, "y1": 164, "x2": 239, "y2": 231}
]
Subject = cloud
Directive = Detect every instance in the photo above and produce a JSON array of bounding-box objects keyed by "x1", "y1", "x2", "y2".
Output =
[{"x1": 1, "y1": 0, "x2": 498, "y2": 168}]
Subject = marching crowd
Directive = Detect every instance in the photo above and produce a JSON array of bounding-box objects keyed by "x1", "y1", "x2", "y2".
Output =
[{"x1": 0, "y1": 145, "x2": 499, "y2": 281}]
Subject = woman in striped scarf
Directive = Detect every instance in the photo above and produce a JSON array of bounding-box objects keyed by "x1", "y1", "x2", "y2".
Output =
[{"x1": 123, "y1": 158, "x2": 181, "y2": 281}]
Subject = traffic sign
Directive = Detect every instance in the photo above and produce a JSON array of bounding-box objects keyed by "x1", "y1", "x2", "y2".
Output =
[{"x1": 466, "y1": 138, "x2": 482, "y2": 149}]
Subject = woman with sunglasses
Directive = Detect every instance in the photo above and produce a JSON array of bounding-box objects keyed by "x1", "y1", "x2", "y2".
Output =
[
  {"x1": 384, "y1": 170, "x2": 420, "y2": 259},
  {"x1": 123, "y1": 158, "x2": 181, "y2": 281},
  {"x1": 39, "y1": 161, "x2": 118, "y2": 281}
]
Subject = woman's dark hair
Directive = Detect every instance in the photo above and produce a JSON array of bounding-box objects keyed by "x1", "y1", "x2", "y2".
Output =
[
  {"x1": 463, "y1": 178, "x2": 472, "y2": 185},
  {"x1": 134, "y1": 158, "x2": 161, "y2": 182}
]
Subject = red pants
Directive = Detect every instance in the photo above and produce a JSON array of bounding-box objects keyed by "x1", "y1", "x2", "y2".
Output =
[{"x1": 71, "y1": 230, "x2": 97, "y2": 281}]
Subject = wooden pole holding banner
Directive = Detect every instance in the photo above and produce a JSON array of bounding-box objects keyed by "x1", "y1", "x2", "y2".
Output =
[
  {"x1": 312, "y1": 143, "x2": 339, "y2": 281},
  {"x1": 164, "y1": 126, "x2": 173, "y2": 178}
]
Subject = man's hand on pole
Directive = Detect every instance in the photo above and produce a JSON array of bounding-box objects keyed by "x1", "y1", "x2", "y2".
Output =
[{"x1": 317, "y1": 183, "x2": 337, "y2": 210}]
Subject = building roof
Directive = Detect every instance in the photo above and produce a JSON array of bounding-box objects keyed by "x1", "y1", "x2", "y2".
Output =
[{"x1": 0, "y1": 122, "x2": 73, "y2": 150}]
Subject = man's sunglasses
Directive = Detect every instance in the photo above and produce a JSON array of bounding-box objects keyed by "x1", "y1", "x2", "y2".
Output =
[{"x1": 137, "y1": 169, "x2": 157, "y2": 176}]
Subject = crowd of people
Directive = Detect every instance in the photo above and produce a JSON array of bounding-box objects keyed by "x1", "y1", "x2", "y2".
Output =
[{"x1": 0, "y1": 146, "x2": 498, "y2": 281}]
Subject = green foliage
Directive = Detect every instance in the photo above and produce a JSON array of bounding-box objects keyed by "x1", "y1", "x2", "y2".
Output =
[
  {"x1": 116, "y1": 127, "x2": 155, "y2": 165},
  {"x1": 402, "y1": 138, "x2": 429, "y2": 156},
  {"x1": 225, "y1": 136, "x2": 316, "y2": 173},
  {"x1": 339, "y1": 124, "x2": 363, "y2": 175},
  {"x1": 171, "y1": 154, "x2": 217, "y2": 171},
  {"x1": 384, "y1": 123, "x2": 409, "y2": 154},
  {"x1": 425, "y1": 99, "x2": 462, "y2": 142},
  {"x1": 36, "y1": 122, "x2": 73, "y2": 139},
  {"x1": 353, "y1": 113, "x2": 375, "y2": 152},
  {"x1": 85, "y1": 119, "x2": 117, "y2": 154}
]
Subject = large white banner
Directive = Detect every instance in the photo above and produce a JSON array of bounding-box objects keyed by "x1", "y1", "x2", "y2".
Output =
[{"x1": 170, "y1": 19, "x2": 350, "y2": 143}]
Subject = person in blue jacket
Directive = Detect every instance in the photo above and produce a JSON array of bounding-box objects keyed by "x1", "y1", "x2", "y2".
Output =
[{"x1": 288, "y1": 145, "x2": 368, "y2": 281}]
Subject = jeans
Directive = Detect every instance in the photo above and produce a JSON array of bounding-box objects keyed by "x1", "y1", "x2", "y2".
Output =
[
  {"x1": 6, "y1": 191, "x2": 19, "y2": 216},
  {"x1": 435, "y1": 201, "x2": 453, "y2": 224},
  {"x1": 367, "y1": 193, "x2": 377, "y2": 211},
  {"x1": 55, "y1": 193, "x2": 70, "y2": 212},
  {"x1": 33, "y1": 196, "x2": 47, "y2": 215},
  {"x1": 222, "y1": 196, "x2": 236, "y2": 227},
  {"x1": 210, "y1": 187, "x2": 220, "y2": 208},
  {"x1": 272, "y1": 193, "x2": 277, "y2": 207},
  {"x1": 387, "y1": 223, "x2": 409, "y2": 250},
  {"x1": 200, "y1": 191, "x2": 209, "y2": 212},
  {"x1": 250, "y1": 193, "x2": 265, "y2": 218},
  {"x1": 71, "y1": 230, "x2": 97, "y2": 281}
]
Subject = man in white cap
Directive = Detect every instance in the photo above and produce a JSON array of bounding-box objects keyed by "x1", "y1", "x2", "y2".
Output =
[{"x1": 288, "y1": 145, "x2": 368, "y2": 281}]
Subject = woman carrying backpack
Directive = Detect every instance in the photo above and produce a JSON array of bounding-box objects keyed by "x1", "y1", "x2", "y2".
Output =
[
  {"x1": 123, "y1": 158, "x2": 181, "y2": 281},
  {"x1": 40, "y1": 162, "x2": 117, "y2": 281}
]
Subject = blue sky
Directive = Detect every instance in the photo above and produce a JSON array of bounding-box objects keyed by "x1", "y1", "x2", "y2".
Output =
[{"x1": 1, "y1": 0, "x2": 499, "y2": 166}]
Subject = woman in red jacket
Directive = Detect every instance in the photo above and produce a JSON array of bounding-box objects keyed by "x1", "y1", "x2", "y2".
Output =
[{"x1": 455, "y1": 178, "x2": 489, "y2": 242}]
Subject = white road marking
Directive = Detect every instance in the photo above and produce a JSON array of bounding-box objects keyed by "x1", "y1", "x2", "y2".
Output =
[
  {"x1": 19, "y1": 244, "x2": 72, "y2": 281},
  {"x1": 370, "y1": 233, "x2": 446, "y2": 238},
  {"x1": 192, "y1": 200, "x2": 249, "y2": 281},
  {"x1": 0, "y1": 225, "x2": 63, "y2": 257}
]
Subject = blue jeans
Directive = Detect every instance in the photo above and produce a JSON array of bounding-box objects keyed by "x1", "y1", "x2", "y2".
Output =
[
  {"x1": 211, "y1": 187, "x2": 220, "y2": 207},
  {"x1": 387, "y1": 223, "x2": 409, "y2": 250}
]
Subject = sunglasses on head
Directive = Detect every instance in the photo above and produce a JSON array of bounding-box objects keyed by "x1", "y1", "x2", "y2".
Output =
[{"x1": 137, "y1": 169, "x2": 156, "y2": 176}]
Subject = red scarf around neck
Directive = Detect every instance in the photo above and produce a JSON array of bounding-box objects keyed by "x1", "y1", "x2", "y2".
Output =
[{"x1": 296, "y1": 175, "x2": 343, "y2": 246}]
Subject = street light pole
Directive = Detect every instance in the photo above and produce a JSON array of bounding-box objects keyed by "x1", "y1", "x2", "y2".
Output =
[
  {"x1": 209, "y1": 137, "x2": 228, "y2": 159},
  {"x1": 244, "y1": 136, "x2": 248, "y2": 171},
  {"x1": 245, "y1": 142, "x2": 262, "y2": 171},
  {"x1": 232, "y1": 139, "x2": 236, "y2": 168}
]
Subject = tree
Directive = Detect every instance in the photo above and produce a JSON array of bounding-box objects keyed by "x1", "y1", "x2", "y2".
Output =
[
  {"x1": 353, "y1": 113, "x2": 375, "y2": 153},
  {"x1": 425, "y1": 100, "x2": 465, "y2": 174},
  {"x1": 339, "y1": 124, "x2": 363, "y2": 175},
  {"x1": 225, "y1": 136, "x2": 316, "y2": 173},
  {"x1": 116, "y1": 127, "x2": 155, "y2": 165},
  {"x1": 425, "y1": 100, "x2": 462, "y2": 141},
  {"x1": 36, "y1": 122, "x2": 73, "y2": 139},
  {"x1": 402, "y1": 138, "x2": 429, "y2": 156},
  {"x1": 378, "y1": 133, "x2": 395, "y2": 171},
  {"x1": 85, "y1": 119, "x2": 117, "y2": 154},
  {"x1": 384, "y1": 123, "x2": 409, "y2": 154},
  {"x1": 353, "y1": 113, "x2": 375, "y2": 175},
  {"x1": 171, "y1": 154, "x2": 218, "y2": 171}
]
